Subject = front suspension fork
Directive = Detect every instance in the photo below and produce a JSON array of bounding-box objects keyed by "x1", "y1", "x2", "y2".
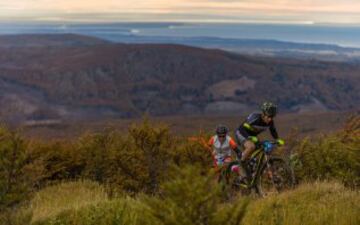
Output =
[{"x1": 265, "y1": 155, "x2": 277, "y2": 187}]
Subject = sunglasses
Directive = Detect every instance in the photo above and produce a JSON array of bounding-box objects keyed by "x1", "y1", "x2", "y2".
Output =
[{"x1": 218, "y1": 135, "x2": 226, "y2": 138}]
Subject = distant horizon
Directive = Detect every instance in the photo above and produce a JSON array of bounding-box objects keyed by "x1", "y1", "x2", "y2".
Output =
[{"x1": 1, "y1": 22, "x2": 360, "y2": 48}]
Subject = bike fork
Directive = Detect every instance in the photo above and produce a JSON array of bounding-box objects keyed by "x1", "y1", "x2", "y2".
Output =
[{"x1": 265, "y1": 156, "x2": 277, "y2": 191}]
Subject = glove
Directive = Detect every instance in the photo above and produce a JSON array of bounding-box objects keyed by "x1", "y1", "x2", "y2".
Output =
[
  {"x1": 276, "y1": 138, "x2": 285, "y2": 146},
  {"x1": 248, "y1": 136, "x2": 258, "y2": 143}
]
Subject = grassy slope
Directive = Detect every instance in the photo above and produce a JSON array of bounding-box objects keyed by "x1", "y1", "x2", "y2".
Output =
[
  {"x1": 26, "y1": 181, "x2": 359, "y2": 225},
  {"x1": 29, "y1": 181, "x2": 108, "y2": 224},
  {"x1": 243, "y1": 182, "x2": 359, "y2": 225},
  {"x1": 28, "y1": 181, "x2": 138, "y2": 225}
]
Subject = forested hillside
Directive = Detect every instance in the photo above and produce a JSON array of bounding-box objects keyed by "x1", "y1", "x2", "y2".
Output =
[{"x1": 0, "y1": 34, "x2": 359, "y2": 122}]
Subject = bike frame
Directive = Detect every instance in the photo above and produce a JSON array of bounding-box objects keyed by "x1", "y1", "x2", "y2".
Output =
[
  {"x1": 234, "y1": 144, "x2": 275, "y2": 189},
  {"x1": 249, "y1": 148, "x2": 270, "y2": 188}
]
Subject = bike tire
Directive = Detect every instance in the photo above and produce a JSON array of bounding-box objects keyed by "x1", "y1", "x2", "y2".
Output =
[
  {"x1": 257, "y1": 157, "x2": 295, "y2": 196},
  {"x1": 218, "y1": 161, "x2": 250, "y2": 199}
]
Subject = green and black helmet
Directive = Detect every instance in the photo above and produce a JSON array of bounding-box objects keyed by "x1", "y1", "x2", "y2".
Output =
[{"x1": 261, "y1": 102, "x2": 277, "y2": 117}]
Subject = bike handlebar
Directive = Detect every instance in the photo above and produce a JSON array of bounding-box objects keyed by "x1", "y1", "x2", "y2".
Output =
[{"x1": 260, "y1": 140, "x2": 283, "y2": 154}]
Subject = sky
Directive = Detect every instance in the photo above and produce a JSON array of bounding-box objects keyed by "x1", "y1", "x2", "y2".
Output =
[{"x1": 0, "y1": 0, "x2": 360, "y2": 24}]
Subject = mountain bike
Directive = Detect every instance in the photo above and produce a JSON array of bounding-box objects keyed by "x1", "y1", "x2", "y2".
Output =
[{"x1": 219, "y1": 140, "x2": 295, "y2": 197}]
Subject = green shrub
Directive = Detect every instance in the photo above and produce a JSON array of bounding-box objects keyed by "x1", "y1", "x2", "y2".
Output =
[
  {"x1": 174, "y1": 133, "x2": 213, "y2": 170},
  {"x1": 31, "y1": 166, "x2": 249, "y2": 225},
  {"x1": 294, "y1": 116, "x2": 360, "y2": 187},
  {"x1": 74, "y1": 119, "x2": 177, "y2": 194},
  {"x1": 141, "y1": 165, "x2": 249, "y2": 225},
  {"x1": 75, "y1": 128, "x2": 124, "y2": 185},
  {"x1": 28, "y1": 140, "x2": 79, "y2": 181},
  {"x1": 0, "y1": 126, "x2": 46, "y2": 225},
  {"x1": 0, "y1": 118, "x2": 215, "y2": 204},
  {"x1": 122, "y1": 119, "x2": 174, "y2": 194},
  {"x1": 0, "y1": 127, "x2": 33, "y2": 209}
]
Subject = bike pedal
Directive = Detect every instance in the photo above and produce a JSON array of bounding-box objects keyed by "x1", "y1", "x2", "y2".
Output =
[{"x1": 234, "y1": 177, "x2": 249, "y2": 187}]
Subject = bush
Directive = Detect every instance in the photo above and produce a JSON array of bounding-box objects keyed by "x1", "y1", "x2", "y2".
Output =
[
  {"x1": 77, "y1": 119, "x2": 175, "y2": 194},
  {"x1": 0, "y1": 118, "x2": 215, "y2": 209},
  {"x1": 141, "y1": 165, "x2": 250, "y2": 225},
  {"x1": 174, "y1": 133, "x2": 213, "y2": 170},
  {"x1": 74, "y1": 119, "x2": 214, "y2": 195},
  {"x1": 0, "y1": 126, "x2": 46, "y2": 225},
  {"x1": 294, "y1": 116, "x2": 360, "y2": 187},
  {"x1": 30, "y1": 166, "x2": 250, "y2": 225},
  {"x1": 0, "y1": 127, "x2": 33, "y2": 209}
]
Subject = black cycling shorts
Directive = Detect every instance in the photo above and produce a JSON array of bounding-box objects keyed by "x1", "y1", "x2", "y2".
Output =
[{"x1": 235, "y1": 130, "x2": 247, "y2": 146}]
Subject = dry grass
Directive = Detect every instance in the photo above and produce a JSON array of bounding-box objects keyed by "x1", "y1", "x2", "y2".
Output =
[
  {"x1": 242, "y1": 181, "x2": 360, "y2": 225},
  {"x1": 29, "y1": 180, "x2": 108, "y2": 224},
  {"x1": 26, "y1": 181, "x2": 360, "y2": 225}
]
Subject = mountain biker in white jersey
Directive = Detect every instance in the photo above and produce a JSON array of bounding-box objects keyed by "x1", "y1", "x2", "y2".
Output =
[
  {"x1": 208, "y1": 125, "x2": 242, "y2": 175},
  {"x1": 234, "y1": 102, "x2": 285, "y2": 182}
]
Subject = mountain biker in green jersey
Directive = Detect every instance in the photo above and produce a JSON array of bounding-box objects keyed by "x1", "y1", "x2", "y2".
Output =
[{"x1": 234, "y1": 102, "x2": 285, "y2": 182}]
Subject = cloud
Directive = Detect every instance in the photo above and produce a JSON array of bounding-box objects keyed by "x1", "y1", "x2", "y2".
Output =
[
  {"x1": 0, "y1": 0, "x2": 359, "y2": 24},
  {"x1": 175, "y1": 0, "x2": 360, "y2": 13}
]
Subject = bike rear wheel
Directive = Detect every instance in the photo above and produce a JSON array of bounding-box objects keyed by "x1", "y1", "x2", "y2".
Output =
[
  {"x1": 218, "y1": 162, "x2": 250, "y2": 199},
  {"x1": 257, "y1": 157, "x2": 295, "y2": 196}
]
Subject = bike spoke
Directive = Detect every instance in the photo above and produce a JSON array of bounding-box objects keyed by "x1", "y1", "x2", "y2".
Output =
[{"x1": 257, "y1": 158, "x2": 295, "y2": 196}]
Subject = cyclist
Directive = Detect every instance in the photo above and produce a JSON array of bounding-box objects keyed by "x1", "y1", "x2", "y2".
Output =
[
  {"x1": 208, "y1": 125, "x2": 242, "y2": 175},
  {"x1": 234, "y1": 102, "x2": 284, "y2": 182}
]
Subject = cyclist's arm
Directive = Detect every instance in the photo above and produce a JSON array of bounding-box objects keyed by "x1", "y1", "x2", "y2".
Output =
[
  {"x1": 229, "y1": 138, "x2": 242, "y2": 157},
  {"x1": 269, "y1": 121, "x2": 279, "y2": 139},
  {"x1": 208, "y1": 136, "x2": 214, "y2": 146}
]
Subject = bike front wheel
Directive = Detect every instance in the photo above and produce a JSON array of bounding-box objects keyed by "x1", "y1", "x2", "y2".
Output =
[{"x1": 257, "y1": 157, "x2": 295, "y2": 196}]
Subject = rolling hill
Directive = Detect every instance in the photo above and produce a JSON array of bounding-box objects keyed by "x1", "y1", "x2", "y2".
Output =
[{"x1": 0, "y1": 34, "x2": 359, "y2": 123}]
